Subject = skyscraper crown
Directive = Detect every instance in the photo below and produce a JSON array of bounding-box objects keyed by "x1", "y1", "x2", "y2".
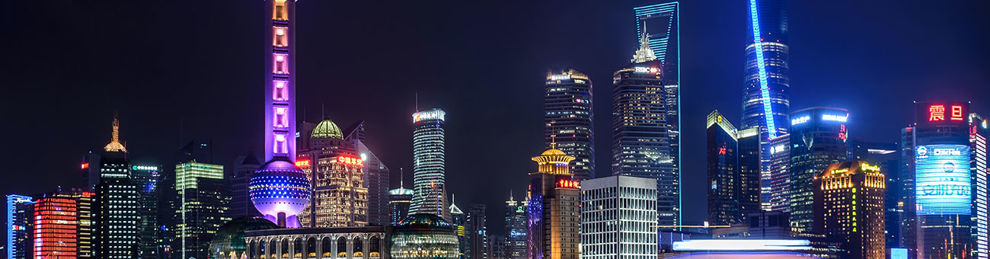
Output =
[
  {"x1": 631, "y1": 24, "x2": 657, "y2": 63},
  {"x1": 104, "y1": 113, "x2": 127, "y2": 153}
]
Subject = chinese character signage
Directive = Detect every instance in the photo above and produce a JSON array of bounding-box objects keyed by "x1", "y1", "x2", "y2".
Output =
[
  {"x1": 915, "y1": 144, "x2": 971, "y2": 215},
  {"x1": 919, "y1": 102, "x2": 967, "y2": 125}
]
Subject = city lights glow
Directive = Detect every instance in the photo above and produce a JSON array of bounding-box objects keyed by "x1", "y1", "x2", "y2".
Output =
[
  {"x1": 822, "y1": 113, "x2": 848, "y2": 122},
  {"x1": 748, "y1": 0, "x2": 778, "y2": 138},
  {"x1": 673, "y1": 239, "x2": 812, "y2": 251},
  {"x1": 791, "y1": 115, "x2": 810, "y2": 125}
]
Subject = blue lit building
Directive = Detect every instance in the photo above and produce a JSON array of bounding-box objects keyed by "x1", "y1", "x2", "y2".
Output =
[
  {"x1": 6, "y1": 194, "x2": 34, "y2": 259},
  {"x1": 612, "y1": 30, "x2": 678, "y2": 229},
  {"x1": 788, "y1": 107, "x2": 850, "y2": 233},
  {"x1": 634, "y1": 2, "x2": 680, "y2": 197}
]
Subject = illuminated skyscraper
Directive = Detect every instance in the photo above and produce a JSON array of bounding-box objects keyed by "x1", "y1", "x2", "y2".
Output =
[
  {"x1": 389, "y1": 178, "x2": 414, "y2": 226},
  {"x1": 789, "y1": 107, "x2": 850, "y2": 233},
  {"x1": 612, "y1": 31, "x2": 678, "y2": 228},
  {"x1": 848, "y1": 140, "x2": 900, "y2": 251},
  {"x1": 634, "y1": 1, "x2": 681, "y2": 198},
  {"x1": 250, "y1": 0, "x2": 311, "y2": 228},
  {"x1": 6, "y1": 194, "x2": 34, "y2": 259},
  {"x1": 173, "y1": 162, "x2": 230, "y2": 259},
  {"x1": 706, "y1": 111, "x2": 761, "y2": 225},
  {"x1": 297, "y1": 118, "x2": 369, "y2": 227},
  {"x1": 449, "y1": 199, "x2": 467, "y2": 258},
  {"x1": 766, "y1": 134, "x2": 791, "y2": 213},
  {"x1": 130, "y1": 164, "x2": 160, "y2": 259},
  {"x1": 970, "y1": 113, "x2": 989, "y2": 259},
  {"x1": 410, "y1": 109, "x2": 451, "y2": 221},
  {"x1": 504, "y1": 193, "x2": 528, "y2": 259},
  {"x1": 545, "y1": 69, "x2": 594, "y2": 181},
  {"x1": 814, "y1": 161, "x2": 886, "y2": 259},
  {"x1": 33, "y1": 194, "x2": 78, "y2": 258},
  {"x1": 528, "y1": 144, "x2": 581, "y2": 259},
  {"x1": 581, "y1": 175, "x2": 658, "y2": 259},
  {"x1": 93, "y1": 115, "x2": 141, "y2": 259}
]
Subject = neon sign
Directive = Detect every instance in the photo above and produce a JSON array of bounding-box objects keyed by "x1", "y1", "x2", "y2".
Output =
[
  {"x1": 633, "y1": 66, "x2": 659, "y2": 74},
  {"x1": 791, "y1": 115, "x2": 810, "y2": 125},
  {"x1": 548, "y1": 74, "x2": 571, "y2": 81},
  {"x1": 916, "y1": 144, "x2": 971, "y2": 215},
  {"x1": 838, "y1": 124, "x2": 847, "y2": 141},
  {"x1": 951, "y1": 105, "x2": 964, "y2": 121},
  {"x1": 860, "y1": 162, "x2": 880, "y2": 172},
  {"x1": 294, "y1": 159, "x2": 310, "y2": 167},
  {"x1": 80, "y1": 163, "x2": 89, "y2": 170},
  {"x1": 929, "y1": 105, "x2": 946, "y2": 121},
  {"x1": 748, "y1": 0, "x2": 778, "y2": 138},
  {"x1": 413, "y1": 110, "x2": 446, "y2": 123},
  {"x1": 822, "y1": 114, "x2": 848, "y2": 122},
  {"x1": 557, "y1": 179, "x2": 580, "y2": 189},
  {"x1": 131, "y1": 165, "x2": 158, "y2": 171},
  {"x1": 336, "y1": 156, "x2": 364, "y2": 167}
]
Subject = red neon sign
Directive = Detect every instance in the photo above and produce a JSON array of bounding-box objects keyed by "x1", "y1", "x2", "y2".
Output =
[
  {"x1": 951, "y1": 105, "x2": 964, "y2": 121},
  {"x1": 557, "y1": 179, "x2": 580, "y2": 189},
  {"x1": 80, "y1": 163, "x2": 89, "y2": 170},
  {"x1": 294, "y1": 159, "x2": 310, "y2": 167},
  {"x1": 838, "y1": 124, "x2": 847, "y2": 141},
  {"x1": 929, "y1": 105, "x2": 946, "y2": 121},
  {"x1": 336, "y1": 156, "x2": 364, "y2": 167}
]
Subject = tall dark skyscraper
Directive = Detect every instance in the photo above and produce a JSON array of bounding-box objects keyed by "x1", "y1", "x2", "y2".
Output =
[
  {"x1": 788, "y1": 107, "x2": 850, "y2": 233},
  {"x1": 612, "y1": 31, "x2": 678, "y2": 228},
  {"x1": 545, "y1": 69, "x2": 594, "y2": 181},
  {"x1": 849, "y1": 139, "x2": 900, "y2": 251},
  {"x1": 93, "y1": 115, "x2": 141, "y2": 258},
  {"x1": 504, "y1": 193, "x2": 528, "y2": 259},
  {"x1": 344, "y1": 121, "x2": 392, "y2": 226},
  {"x1": 634, "y1": 1, "x2": 680, "y2": 197},
  {"x1": 410, "y1": 109, "x2": 451, "y2": 221},
  {"x1": 898, "y1": 126, "x2": 918, "y2": 257},
  {"x1": 706, "y1": 110, "x2": 761, "y2": 225},
  {"x1": 389, "y1": 176, "x2": 414, "y2": 226},
  {"x1": 229, "y1": 154, "x2": 261, "y2": 219},
  {"x1": 467, "y1": 204, "x2": 490, "y2": 259},
  {"x1": 130, "y1": 164, "x2": 160, "y2": 259}
]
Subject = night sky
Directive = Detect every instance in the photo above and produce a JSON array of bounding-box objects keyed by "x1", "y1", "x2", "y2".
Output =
[{"x1": 3, "y1": 0, "x2": 990, "y2": 235}]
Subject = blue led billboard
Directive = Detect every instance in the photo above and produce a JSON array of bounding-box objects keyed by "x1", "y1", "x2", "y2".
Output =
[{"x1": 916, "y1": 144, "x2": 971, "y2": 215}]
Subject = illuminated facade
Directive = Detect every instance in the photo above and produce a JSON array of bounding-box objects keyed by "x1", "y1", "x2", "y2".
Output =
[
  {"x1": 814, "y1": 161, "x2": 886, "y2": 259},
  {"x1": 706, "y1": 111, "x2": 761, "y2": 225},
  {"x1": 410, "y1": 109, "x2": 451, "y2": 221},
  {"x1": 206, "y1": 217, "x2": 277, "y2": 259},
  {"x1": 7, "y1": 194, "x2": 33, "y2": 259},
  {"x1": 545, "y1": 69, "x2": 595, "y2": 181},
  {"x1": 971, "y1": 113, "x2": 989, "y2": 259},
  {"x1": 33, "y1": 195, "x2": 78, "y2": 258},
  {"x1": 612, "y1": 31, "x2": 678, "y2": 229},
  {"x1": 391, "y1": 214, "x2": 459, "y2": 259},
  {"x1": 130, "y1": 164, "x2": 160, "y2": 259},
  {"x1": 298, "y1": 119, "x2": 369, "y2": 228},
  {"x1": 580, "y1": 175, "x2": 658, "y2": 258},
  {"x1": 848, "y1": 140, "x2": 900, "y2": 252},
  {"x1": 504, "y1": 194, "x2": 528, "y2": 259},
  {"x1": 911, "y1": 102, "x2": 976, "y2": 258},
  {"x1": 174, "y1": 162, "x2": 230, "y2": 259},
  {"x1": 93, "y1": 115, "x2": 141, "y2": 259},
  {"x1": 528, "y1": 145, "x2": 581, "y2": 259},
  {"x1": 789, "y1": 107, "x2": 850, "y2": 233},
  {"x1": 741, "y1": 0, "x2": 790, "y2": 139},
  {"x1": 390, "y1": 181, "x2": 415, "y2": 226},
  {"x1": 767, "y1": 134, "x2": 791, "y2": 213},
  {"x1": 251, "y1": 0, "x2": 311, "y2": 228},
  {"x1": 244, "y1": 225, "x2": 390, "y2": 259},
  {"x1": 634, "y1": 1, "x2": 681, "y2": 203},
  {"x1": 449, "y1": 200, "x2": 467, "y2": 258}
]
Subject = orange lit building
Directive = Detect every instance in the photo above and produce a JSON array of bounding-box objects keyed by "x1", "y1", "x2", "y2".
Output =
[
  {"x1": 813, "y1": 161, "x2": 885, "y2": 259},
  {"x1": 528, "y1": 143, "x2": 581, "y2": 259},
  {"x1": 298, "y1": 118, "x2": 368, "y2": 227},
  {"x1": 33, "y1": 195, "x2": 78, "y2": 258}
]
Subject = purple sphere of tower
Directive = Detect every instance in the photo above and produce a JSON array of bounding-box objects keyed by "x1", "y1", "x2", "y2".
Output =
[{"x1": 249, "y1": 158, "x2": 311, "y2": 228}]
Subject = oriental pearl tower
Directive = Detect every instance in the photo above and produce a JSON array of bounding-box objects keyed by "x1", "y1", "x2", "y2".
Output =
[{"x1": 248, "y1": 0, "x2": 311, "y2": 228}]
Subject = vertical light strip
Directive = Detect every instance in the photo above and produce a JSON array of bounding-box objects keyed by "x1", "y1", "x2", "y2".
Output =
[{"x1": 748, "y1": 0, "x2": 777, "y2": 138}]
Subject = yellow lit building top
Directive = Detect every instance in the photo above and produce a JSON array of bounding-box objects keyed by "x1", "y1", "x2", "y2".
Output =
[{"x1": 104, "y1": 114, "x2": 127, "y2": 153}]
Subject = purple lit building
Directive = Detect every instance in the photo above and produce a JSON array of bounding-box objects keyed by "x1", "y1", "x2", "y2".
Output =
[{"x1": 249, "y1": 0, "x2": 311, "y2": 228}]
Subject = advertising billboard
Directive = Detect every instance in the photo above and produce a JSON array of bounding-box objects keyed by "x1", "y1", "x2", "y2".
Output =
[{"x1": 916, "y1": 144, "x2": 971, "y2": 215}]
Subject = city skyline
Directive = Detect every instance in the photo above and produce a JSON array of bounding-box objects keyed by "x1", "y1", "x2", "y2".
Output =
[{"x1": 4, "y1": 0, "x2": 990, "y2": 242}]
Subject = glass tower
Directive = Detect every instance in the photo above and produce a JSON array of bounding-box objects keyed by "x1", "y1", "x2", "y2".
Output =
[
  {"x1": 612, "y1": 32, "x2": 678, "y2": 228},
  {"x1": 634, "y1": 1, "x2": 681, "y2": 221},
  {"x1": 788, "y1": 107, "x2": 850, "y2": 233},
  {"x1": 410, "y1": 109, "x2": 451, "y2": 221},
  {"x1": 580, "y1": 175, "x2": 659, "y2": 258},
  {"x1": 174, "y1": 162, "x2": 230, "y2": 259},
  {"x1": 545, "y1": 69, "x2": 594, "y2": 181},
  {"x1": 93, "y1": 115, "x2": 141, "y2": 259}
]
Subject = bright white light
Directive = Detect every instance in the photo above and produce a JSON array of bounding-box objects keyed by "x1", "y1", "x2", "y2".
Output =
[
  {"x1": 791, "y1": 115, "x2": 810, "y2": 125},
  {"x1": 673, "y1": 239, "x2": 812, "y2": 251},
  {"x1": 360, "y1": 153, "x2": 368, "y2": 161},
  {"x1": 822, "y1": 114, "x2": 848, "y2": 122}
]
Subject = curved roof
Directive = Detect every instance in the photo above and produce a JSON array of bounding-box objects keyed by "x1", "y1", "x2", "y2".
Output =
[
  {"x1": 389, "y1": 187, "x2": 414, "y2": 196},
  {"x1": 311, "y1": 119, "x2": 343, "y2": 139},
  {"x1": 541, "y1": 148, "x2": 567, "y2": 156}
]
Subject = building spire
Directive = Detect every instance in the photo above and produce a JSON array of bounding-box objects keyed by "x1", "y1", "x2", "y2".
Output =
[
  {"x1": 550, "y1": 134, "x2": 557, "y2": 149},
  {"x1": 104, "y1": 112, "x2": 127, "y2": 153},
  {"x1": 631, "y1": 22, "x2": 657, "y2": 63}
]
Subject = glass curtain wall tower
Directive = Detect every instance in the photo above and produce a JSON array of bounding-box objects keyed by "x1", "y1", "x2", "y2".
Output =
[
  {"x1": 612, "y1": 31, "x2": 678, "y2": 228},
  {"x1": 93, "y1": 115, "x2": 141, "y2": 259},
  {"x1": 634, "y1": 1, "x2": 681, "y2": 223},
  {"x1": 545, "y1": 69, "x2": 594, "y2": 181},
  {"x1": 250, "y1": 0, "x2": 312, "y2": 228},
  {"x1": 410, "y1": 109, "x2": 451, "y2": 221}
]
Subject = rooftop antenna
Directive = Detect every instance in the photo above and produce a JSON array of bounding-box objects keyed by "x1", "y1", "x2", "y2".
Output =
[
  {"x1": 399, "y1": 168, "x2": 404, "y2": 188},
  {"x1": 415, "y1": 92, "x2": 419, "y2": 112}
]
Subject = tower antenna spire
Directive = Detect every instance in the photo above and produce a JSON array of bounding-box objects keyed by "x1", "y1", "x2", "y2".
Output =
[{"x1": 104, "y1": 112, "x2": 127, "y2": 153}]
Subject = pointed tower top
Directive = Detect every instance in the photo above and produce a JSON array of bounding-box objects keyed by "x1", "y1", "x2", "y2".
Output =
[
  {"x1": 631, "y1": 23, "x2": 658, "y2": 63},
  {"x1": 104, "y1": 112, "x2": 128, "y2": 153}
]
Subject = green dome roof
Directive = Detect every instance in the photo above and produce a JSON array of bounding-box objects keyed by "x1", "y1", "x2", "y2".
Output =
[
  {"x1": 207, "y1": 217, "x2": 278, "y2": 259},
  {"x1": 311, "y1": 119, "x2": 343, "y2": 139}
]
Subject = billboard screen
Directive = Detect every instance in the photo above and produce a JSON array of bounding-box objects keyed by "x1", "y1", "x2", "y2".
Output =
[{"x1": 916, "y1": 144, "x2": 971, "y2": 215}]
